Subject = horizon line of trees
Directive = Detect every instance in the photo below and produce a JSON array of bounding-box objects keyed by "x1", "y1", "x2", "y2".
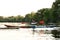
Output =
[
  {"x1": 0, "y1": 0, "x2": 60, "y2": 24},
  {"x1": 0, "y1": 12, "x2": 36, "y2": 22}
]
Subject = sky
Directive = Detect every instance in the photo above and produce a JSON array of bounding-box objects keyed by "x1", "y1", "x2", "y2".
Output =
[{"x1": 0, "y1": 0, "x2": 55, "y2": 17}]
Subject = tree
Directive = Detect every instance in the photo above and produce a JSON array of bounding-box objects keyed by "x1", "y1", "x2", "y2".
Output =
[
  {"x1": 34, "y1": 9, "x2": 44, "y2": 23},
  {"x1": 0, "y1": 16, "x2": 4, "y2": 22},
  {"x1": 51, "y1": 0, "x2": 60, "y2": 38},
  {"x1": 52, "y1": 0, "x2": 60, "y2": 23},
  {"x1": 15, "y1": 15, "x2": 24, "y2": 22},
  {"x1": 24, "y1": 12, "x2": 36, "y2": 22},
  {"x1": 6, "y1": 16, "x2": 16, "y2": 22},
  {"x1": 34, "y1": 8, "x2": 52, "y2": 24},
  {"x1": 2, "y1": 15, "x2": 24, "y2": 22}
]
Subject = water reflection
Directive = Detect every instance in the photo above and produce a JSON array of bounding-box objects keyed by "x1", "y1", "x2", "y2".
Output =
[
  {"x1": 0, "y1": 28, "x2": 55, "y2": 40},
  {"x1": 0, "y1": 22, "x2": 57, "y2": 40}
]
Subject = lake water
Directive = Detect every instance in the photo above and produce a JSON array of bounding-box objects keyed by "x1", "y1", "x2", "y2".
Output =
[
  {"x1": 0, "y1": 22, "x2": 59, "y2": 40},
  {"x1": 0, "y1": 28, "x2": 56, "y2": 40}
]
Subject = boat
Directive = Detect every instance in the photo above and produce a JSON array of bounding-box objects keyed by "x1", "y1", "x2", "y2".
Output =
[
  {"x1": 5, "y1": 24, "x2": 19, "y2": 28},
  {"x1": 4, "y1": 24, "x2": 31, "y2": 28}
]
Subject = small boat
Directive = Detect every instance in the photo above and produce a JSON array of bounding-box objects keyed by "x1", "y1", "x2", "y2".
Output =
[
  {"x1": 0, "y1": 25, "x2": 18, "y2": 29},
  {"x1": 4, "y1": 25, "x2": 20, "y2": 29},
  {"x1": 4, "y1": 24, "x2": 31, "y2": 28}
]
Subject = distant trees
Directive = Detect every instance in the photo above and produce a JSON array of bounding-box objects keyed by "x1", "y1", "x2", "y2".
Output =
[
  {"x1": 24, "y1": 12, "x2": 36, "y2": 22},
  {"x1": 0, "y1": 12, "x2": 36, "y2": 22},
  {"x1": 0, "y1": 15, "x2": 24, "y2": 22},
  {"x1": 0, "y1": 16, "x2": 4, "y2": 22},
  {"x1": 0, "y1": 0, "x2": 60, "y2": 25}
]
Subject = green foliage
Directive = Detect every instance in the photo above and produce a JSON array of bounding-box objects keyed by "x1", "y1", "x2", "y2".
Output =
[
  {"x1": 52, "y1": 0, "x2": 60, "y2": 23},
  {"x1": 0, "y1": 0, "x2": 60, "y2": 25},
  {"x1": 24, "y1": 12, "x2": 36, "y2": 22},
  {"x1": 0, "y1": 15, "x2": 24, "y2": 22},
  {"x1": 51, "y1": 0, "x2": 60, "y2": 38},
  {"x1": 34, "y1": 8, "x2": 53, "y2": 24}
]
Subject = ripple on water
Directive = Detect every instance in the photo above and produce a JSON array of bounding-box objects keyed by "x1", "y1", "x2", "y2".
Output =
[{"x1": 0, "y1": 28, "x2": 55, "y2": 40}]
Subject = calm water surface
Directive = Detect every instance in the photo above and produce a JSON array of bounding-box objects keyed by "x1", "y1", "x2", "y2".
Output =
[
  {"x1": 0, "y1": 22, "x2": 57, "y2": 40},
  {"x1": 0, "y1": 28, "x2": 55, "y2": 40}
]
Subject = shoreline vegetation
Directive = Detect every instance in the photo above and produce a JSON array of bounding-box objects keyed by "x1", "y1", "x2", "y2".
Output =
[{"x1": 0, "y1": 0, "x2": 60, "y2": 25}]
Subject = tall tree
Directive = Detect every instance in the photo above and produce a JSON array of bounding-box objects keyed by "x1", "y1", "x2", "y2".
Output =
[
  {"x1": 52, "y1": 0, "x2": 60, "y2": 23},
  {"x1": 34, "y1": 8, "x2": 52, "y2": 24}
]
